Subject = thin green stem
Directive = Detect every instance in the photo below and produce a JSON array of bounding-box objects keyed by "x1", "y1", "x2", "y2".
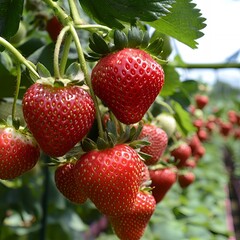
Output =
[
  {"x1": 53, "y1": 26, "x2": 70, "y2": 79},
  {"x1": 75, "y1": 24, "x2": 111, "y2": 32},
  {"x1": 170, "y1": 62, "x2": 240, "y2": 69},
  {"x1": 43, "y1": 0, "x2": 69, "y2": 24},
  {"x1": 60, "y1": 34, "x2": 73, "y2": 76},
  {"x1": 69, "y1": 25, "x2": 104, "y2": 138},
  {"x1": 12, "y1": 63, "x2": 21, "y2": 123},
  {"x1": 0, "y1": 37, "x2": 39, "y2": 79},
  {"x1": 158, "y1": 100, "x2": 175, "y2": 115},
  {"x1": 68, "y1": 0, "x2": 83, "y2": 24}
]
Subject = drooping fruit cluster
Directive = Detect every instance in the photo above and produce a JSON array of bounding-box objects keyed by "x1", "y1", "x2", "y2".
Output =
[{"x1": 91, "y1": 48, "x2": 165, "y2": 124}]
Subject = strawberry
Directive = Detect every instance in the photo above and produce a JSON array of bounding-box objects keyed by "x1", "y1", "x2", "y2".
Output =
[
  {"x1": 109, "y1": 191, "x2": 156, "y2": 240},
  {"x1": 183, "y1": 158, "x2": 197, "y2": 168},
  {"x1": 140, "y1": 162, "x2": 151, "y2": 187},
  {"x1": 195, "y1": 94, "x2": 209, "y2": 110},
  {"x1": 46, "y1": 16, "x2": 63, "y2": 42},
  {"x1": 55, "y1": 162, "x2": 87, "y2": 204},
  {"x1": 22, "y1": 83, "x2": 95, "y2": 157},
  {"x1": 188, "y1": 134, "x2": 201, "y2": 156},
  {"x1": 138, "y1": 124, "x2": 168, "y2": 165},
  {"x1": 170, "y1": 143, "x2": 192, "y2": 168},
  {"x1": 149, "y1": 167, "x2": 177, "y2": 204},
  {"x1": 228, "y1": 110, "x2": 238, "y2": 124},
  {"x1": 155, "y1": 113, "x2": 176, "y2": 137},
  {"x1": 197, "y1": 128, "x2": 208, "y2": 142},
  {"x1": 220, "y1": 122, "x2": 232, "y2": 137},
  {"x1": 91, "y1": 48, "x2": 164, "y2": 124},
  {"x1": 0, "y1": 126, "x2": 40, "y2": 180},
  {"x1": 193, "y1": 119, "x2": 204, "y2": 130},
  {"x1": 178, "y1": 171, "x2": 195, "y2": 188},
  {"x1": 74, "y1": 144, "x2": 143, "y2": 216}
]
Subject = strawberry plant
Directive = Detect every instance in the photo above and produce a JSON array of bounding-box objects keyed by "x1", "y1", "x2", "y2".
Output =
[{"x1": 1, "y1": 0, "x2": 236, "y2": 240}]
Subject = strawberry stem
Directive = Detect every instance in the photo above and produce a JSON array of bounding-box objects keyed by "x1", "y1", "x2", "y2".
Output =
[
  {"x1": 11, "y1": 63, "x2": 21, "y2": 125},
  {"x1": 0, "y1": 37, "x2": 39, "y2": 79},
  {"x1": 75, "y1": 24, "x2": 111, "y2": 33},
  {"x1": 68, "y1": 0, "x2": 84, "y2": 24},
  {"x1": 53, "y1": 26, "x2": 70, "y2": 79},
  {"x1": 69, "y1": 25, "x2": 104, "y2": 138},
  {"x1": 60, "y1": 34, "x2": 73, "y2": 76}
]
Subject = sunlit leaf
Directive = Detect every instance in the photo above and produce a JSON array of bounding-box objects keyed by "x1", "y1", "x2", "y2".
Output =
[{"x1": 148, "y1": 0, "x2": 206, "y2": 48}]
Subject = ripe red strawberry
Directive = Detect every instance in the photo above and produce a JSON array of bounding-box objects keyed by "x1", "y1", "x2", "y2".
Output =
[
  {"x1": 195, "y1": 95, "x2": 209, "y2": 110},
  {"x1": 220, "y1": 122, "x2": 232, "y2": 137},
  {"x1": 170, "y1": 143, "x2": 192, "y2": 168},
  {"x1": 178, "y1": 171, "x2": 195, "y2": 188},
  {"x1": 91, "y1": 48, "x2": 164, "y2": 124},
  {"x1": 55, "y1": 162, "x2": 87, "y2": 204},
  {"x1": 140, "y1": 162, "x2": 151, "y2": 187},
  {"x1": 138, "y1": 124, "x2": 168, "y2": 165},
  {"x1": 109, "y1": 191, "x2": 156, "y2": 240},
  {"x1": 74, "y1": 144, "x2": 143, "y2": 216},
  {"x1": 46, "y1": 16, "x2": 63, "y2": 42},
  {"x1": 188, "y1": 134, "x2": 201, "y2": 154},
  {"x1": 149, "y1": 167, "x2": 177, "y2": 204},
  {"x1": 228, "y1": 110, "x2": 238, "y2": 124},
  {"x1": 22, "y1": 83, "x2": 95, "y2": 157},
  {"x1": 193, "y1": 119, "x2": 204, "y2": 130},
  {"x1": 0, "y1": 126, "x2": 40, "y2": 179},
  {"x1": 183, "y1": 158, "x2": 197, "y2": 168},
  {"x1": 197, "y1": 128, "x2": 208, "y2": 142}
]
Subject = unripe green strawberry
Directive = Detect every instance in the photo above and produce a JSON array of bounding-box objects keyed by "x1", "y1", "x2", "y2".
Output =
[
  {"x1": 22, "y1": 83, "x2": 95, "y2": 157},
  {"x1": 91, "y1": 48, "x2": 164, "y2": 124},
  {"x1": 55, "y1": 162, "x2": 87, "y2": 204},
  {"x1": 138, "y1": 124, "x2": 168, "y2": 165},
  {"x1": 109, "y1": 191, "x2": 156, "y2": 240},
  {"x1": 74, "y1": 144, "x2": 144, "y2": 216},
  {"x1": 0, "y1": 126, "x2": 40, "y2": 179},
  {"x1": 155, "y1": 113, "x2": 176, "y2": 137}
]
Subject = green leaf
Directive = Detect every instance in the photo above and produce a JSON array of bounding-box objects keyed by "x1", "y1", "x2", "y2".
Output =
[
  {"x1": 171, "y1": 100, "x2": 195, "y2": 136},
  {"x1": 36, "y1": 62, "x2": 52, "y2": 78},
  {"x1": 160, "y1": 65, "x2": 181, "y2": 97},
  {"x1": 148, "y1": 0, "x2": 206, "y2": 48},
  {"x1": 79, "y1": 0, "x2": 175, "y2": 29},
  {"x1": 0, "y1": 0, "x2": 24, "y2": 40},
  {"x1": 65, "y1": 62, "x2": 84, "y2": 82}
]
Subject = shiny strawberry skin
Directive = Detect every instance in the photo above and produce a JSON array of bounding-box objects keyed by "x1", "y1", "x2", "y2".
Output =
[
  {"x1": 109, "y1": 191, "x2": 156, "y2": 240},
  {"x1": 91, "y1": 48, "x2": 164, "y2": 124},
  {"x1": 55, "y1": 162, "x2": 87, "y2": 204},
  {"x1": 46, "y1": 16, "x2": 62, "y2": 42},
  {"x1": 149, "y1": 167, "x2": 177, "y2": 204},
  {"x1": 74, "y1": 144, "x2": 143, "y2": 216},
  {"x1": 178, "y1": 172, "x2": 195, "y2": 188},
  {"x1": 0, "y1": 126, "x2": 40, "y2": 180},
  {"x1": 195, "y1": 95, "x2": 209, "y2": 109},
  {"x1": 139, "y1": 124, "x2": 168, "y2": 165},
  {"x1": 171, "y1": 143, "x2": 192, "y2": 168},
  {"x1": 22, "y1": 83, "x2": 95, "y2": 157}
]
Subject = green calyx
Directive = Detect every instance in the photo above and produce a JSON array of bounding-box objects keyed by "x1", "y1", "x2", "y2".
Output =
[
  {"x1": 35, "y1": 62, "x2": 86, "y2": 88},
  {"x1": 81, "y1": 116, "x2": 151, "y2": 155},
  {"x1": 85, "y1": 27, "x2": 168, "y2": 64}
]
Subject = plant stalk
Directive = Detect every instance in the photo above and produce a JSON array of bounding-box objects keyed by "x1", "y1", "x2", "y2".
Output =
[
  {"x1": 0, "y1": 37, "x2": 39, "y2": 79},
  {"x1": 53, "y1": 26, "x2": 70, "y2": 79}
]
